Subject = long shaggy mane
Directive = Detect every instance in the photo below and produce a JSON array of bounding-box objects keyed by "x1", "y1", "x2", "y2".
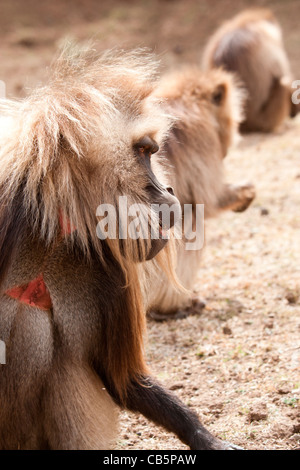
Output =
[{"x1": 0, "y1": 43, "x2": 176, "y2": 399}]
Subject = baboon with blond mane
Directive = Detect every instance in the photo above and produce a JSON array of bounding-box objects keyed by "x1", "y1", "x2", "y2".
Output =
[
  {"x1": 202, "y1": 8, "x2": 299, "y2": 132},
  {"x1": 0, "y1": 45, "x2": 241, "y2": 450},
  {"x1": 145, "y1": 66, "x2": 255, "y2": 318}
]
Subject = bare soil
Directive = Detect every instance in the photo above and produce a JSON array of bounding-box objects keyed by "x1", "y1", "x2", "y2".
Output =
[{"x1": 1, "y1": 0, "x2": 299, "y2": 451}]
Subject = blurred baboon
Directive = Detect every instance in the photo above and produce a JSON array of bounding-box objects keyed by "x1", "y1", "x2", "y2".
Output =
[
  {"x1": 145, "y1": 67, "x2": 255, "y2": 318},
  {"x1": 0, "y1": 46, "x2": 241, "y2": 450},
  {"x1": 202, "y1": 8, "x2": 299, "y2": 133}
]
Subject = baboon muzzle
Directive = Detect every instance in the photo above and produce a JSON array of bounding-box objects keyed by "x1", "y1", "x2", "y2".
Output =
[{"x1": 145, "y1": 181, "x2": 181, "y2": 261}]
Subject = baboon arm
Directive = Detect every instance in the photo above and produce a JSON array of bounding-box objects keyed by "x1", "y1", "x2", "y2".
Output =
[
  {"x1": 107, "y1": 375, "x2": 238, "y2": 450},
  {"x1": 290, "y1": 98, "x2": 300, "y2": 118},
  {"x1": 217, "y1": 183, "x2": 255, "y2": 213},
  {"x1": 242, "y1": 78, "x2": 290, "y2": 132}
]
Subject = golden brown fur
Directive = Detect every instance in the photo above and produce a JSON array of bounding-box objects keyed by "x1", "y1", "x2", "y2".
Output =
[
  {"x1": 0, "y1": 45, "x2": 241, "y2": 450},
  {"x1": 0, "y1": 45, "x2": 168, "y2": 449},
  {"x1": 202, "y1": 8, "x2": 298, "y2": 132},
  {"x1": 145, "y1": 67, "x2": 255, "y2": 317},
  {"x1": 0, "y1": 45, "x2": 170, "y2": 399}
]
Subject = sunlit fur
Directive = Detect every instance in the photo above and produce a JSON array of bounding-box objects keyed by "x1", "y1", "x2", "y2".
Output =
[
  {"x1": 0, "y1": 45, "x2": 178, "y2": 449},
  {"x1": 202, "y1": 8, "x2": 298, "y2": 132},
  {"x1": 145, "y1": 67, "x2": 255, "y2": 316}
]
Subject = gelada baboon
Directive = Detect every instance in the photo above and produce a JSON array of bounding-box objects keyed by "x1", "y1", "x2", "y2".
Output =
[
  {"x1": 202, "y1": 8, "x2": 299, "y2": 132},
  {"x1": 145, "y1": 66, "x2": 255, "y2": 318},
  {"x1": 0, "y1": 46, "x2": 240, "y2": 450}
]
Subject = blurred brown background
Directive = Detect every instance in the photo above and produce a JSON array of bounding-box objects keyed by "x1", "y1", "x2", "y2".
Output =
[{"x1": 1, "y1": 0, "x2": 299, "y2": 97}]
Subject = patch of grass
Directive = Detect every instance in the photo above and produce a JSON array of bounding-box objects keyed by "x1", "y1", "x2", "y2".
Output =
[
  {"x1": 282, "y1": 397, "x2": 299, "y2": 407},
  {"x1": 238, "y1": 406, "x2": 250, "y2": 416},
  {"x1": 195, "y1": 349, "x2": 205, "y2": 358},
  {"x1": 224, "y1": 346, "x2": 249, "y2": 361}
]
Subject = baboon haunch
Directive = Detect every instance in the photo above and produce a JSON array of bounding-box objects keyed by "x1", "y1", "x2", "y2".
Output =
[
  {"x1": 145, "y1": 67, "x2": 255, "y2": 318},
  {"x1": 202, "y1": 8, "x2": 299, "y2": 133},
  {"x1": 0, "y1": 46, "x2": 240, "y2": 450}
]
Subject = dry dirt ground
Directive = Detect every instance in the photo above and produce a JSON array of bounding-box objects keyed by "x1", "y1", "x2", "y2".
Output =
[{"x1": 0, "y1": 0, "x2": 299, "y2": 451}]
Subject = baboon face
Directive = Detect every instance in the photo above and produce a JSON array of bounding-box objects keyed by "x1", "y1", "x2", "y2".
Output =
[
  {"x1": 91, "y1": 109, "x2": 181, "y2": 263},
  {"x1": 132, "y1": 135, "x2": 180, "y2": 260},
  {"x1": 88, "y1": 71, "x2": 181, "y2": 262}
]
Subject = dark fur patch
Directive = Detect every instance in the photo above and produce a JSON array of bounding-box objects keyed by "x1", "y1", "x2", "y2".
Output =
[
  {"x1": 0, "y1": 185, "x2": 27, "y2": 286},
  {"x1": 213, "y1": 28, "x2": 256, "y2": 72}
]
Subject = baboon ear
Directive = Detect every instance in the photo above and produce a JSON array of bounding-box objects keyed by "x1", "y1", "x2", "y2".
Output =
[{"x1": 212, "y1": 83, "x2": 226, "y2": 106}]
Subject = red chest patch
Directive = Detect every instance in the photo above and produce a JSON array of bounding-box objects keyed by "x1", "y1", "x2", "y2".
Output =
[
  {"x1": 4, "y1": 211, "x2": 75, "y2": 310},
  {"x1": 5, "y1": 274, "x2": 52, "y2": 311}
]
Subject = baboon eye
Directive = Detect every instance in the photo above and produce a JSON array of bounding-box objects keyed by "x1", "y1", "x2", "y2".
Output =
[
  {"x1": 212, "y1": 84, "x2": 226, "y2": 106},
  {"x1": 134, "y1": 136, "x2": 159, "y2": 159}
]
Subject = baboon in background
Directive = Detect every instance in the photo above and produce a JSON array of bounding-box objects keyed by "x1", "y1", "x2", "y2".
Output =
[
  {"x1": 0, "y1": 46, "x2": 241, "y2": 450},
  {"x1": 145, "y1": 66, "x2": 255, "y2": 318},
  {"x1": 202, "y1": 8, "x2": 299, "y2": 133}
]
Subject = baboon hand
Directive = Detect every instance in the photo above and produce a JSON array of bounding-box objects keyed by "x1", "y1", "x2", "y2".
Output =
[{"x1": 232, "y1": 183, "x2": 256, "y2": 213}]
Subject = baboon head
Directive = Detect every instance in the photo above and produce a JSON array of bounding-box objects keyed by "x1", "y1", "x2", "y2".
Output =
[
  {"x1": 153, "y1": 66, "x2": 245, "y2": 160},
  {"x1": 187, "y1": 68, "x2": 245, "y2": 157},
  {"x1": 0, "y1": 45, "x2": 181, "y2": 280}
]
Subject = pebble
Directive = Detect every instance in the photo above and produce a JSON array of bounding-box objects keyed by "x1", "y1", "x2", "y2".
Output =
[
  {"x1": 223, "y1": 326, "x2": 232, "y2": 335},
  {"x1": 286, "y1": 291, "x2": 298, "y2": 304},
  {"x1": 277, "y1": 386, "x2": 290, "y2": 395},
  {"x1": 248, "y1": 404, "x2": 268, "y2": 422},
  {"x1": 292, "y1": 423, "x2": 300, "y2": 434},
  {"x1": 169, "y1": 383, "x2": 184, "y2": 391},
  {"x1": 260, "y1": 207, "x2": 269, "y2": 216}
]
